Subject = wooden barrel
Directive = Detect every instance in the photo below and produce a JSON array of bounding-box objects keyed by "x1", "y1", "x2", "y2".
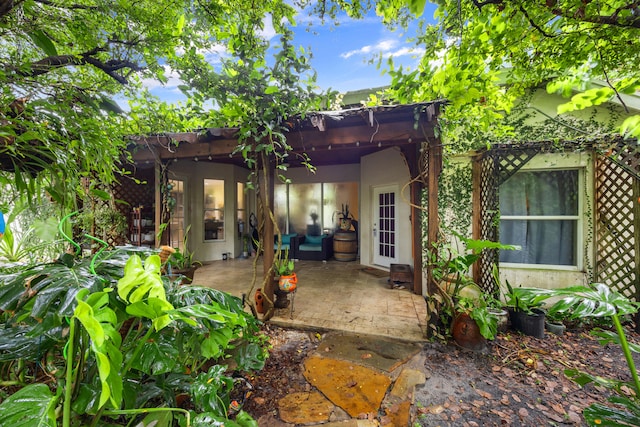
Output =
[{"x1": 333, "y1": 231, "x2": 357, "y2": 262}]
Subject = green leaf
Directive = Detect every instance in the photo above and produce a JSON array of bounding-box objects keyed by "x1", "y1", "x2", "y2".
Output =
[
  {"x1": 621, "y1": 115, "x2": 640, "y2": 138},
  {"x1": 264, "y1": 86, "x2": 279, "y2": 94},
  {"x1": 129, "y1": 333, "x2": 180, "y2": 375},
  {"x1": 0, "y1": 383, "x2": 57, "y2": 426},
  {"x1": 28, "y1": 30, "x2": 58, "y2": 57},
  {"x1": 583, "y1": 396, "x2": 640, "y2": 426}
]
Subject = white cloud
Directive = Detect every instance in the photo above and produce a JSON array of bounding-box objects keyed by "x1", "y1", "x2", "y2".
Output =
[
  {"x1": 340, "y1": 39, "x2": 424, "y2": 60},
  {"x1": 382, "y1": 46, "x2": 426, "y2": 58},
  {"x1": 340, "y1": 39, "x2": 399, "y2": 59},
  {"x1": 141, "y1": 65, "x2": 184, "y2": 91}
]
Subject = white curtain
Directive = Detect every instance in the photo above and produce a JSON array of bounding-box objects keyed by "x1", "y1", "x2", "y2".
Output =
[{"x1": 499, "y1": 170, "x2": 578, "y2": 265}]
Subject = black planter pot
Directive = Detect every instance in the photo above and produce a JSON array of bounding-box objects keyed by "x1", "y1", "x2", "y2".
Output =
[{"x1": 508, "y1": 308, "x2": 546, "y2": 338}]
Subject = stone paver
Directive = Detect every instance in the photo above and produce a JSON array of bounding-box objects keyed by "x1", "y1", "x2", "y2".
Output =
[
  {"x1": 278, "y1": 391, "x2": 334, "y2": 424},
  {"x1": 303, "y1": 354, "x2": 392, "y2": 418}
]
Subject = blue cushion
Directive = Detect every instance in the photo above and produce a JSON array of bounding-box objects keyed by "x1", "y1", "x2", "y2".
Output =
[
  {"x1": 299, "y1": 243, "x2": 321, "y2": 251},
  {"x1": 281, "y1": 233, "x2": 297, "y2": 244},
  {"x1": 274, "y1": 243, "x2": 290, "y2": 250},
  {"x1": 305, "y1": 234, "x2": 325, "y2": 245}
]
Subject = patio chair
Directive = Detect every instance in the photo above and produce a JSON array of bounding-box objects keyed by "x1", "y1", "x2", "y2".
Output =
[{"x1": 292, "y1": 233, "x2": 333, "y2": 261}]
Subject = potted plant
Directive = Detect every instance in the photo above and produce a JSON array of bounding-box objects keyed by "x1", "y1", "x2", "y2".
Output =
[
  {"x1": 274, "y1": 247, "x2": 297, "y2": 293},
  {"x1": 504, "y1": 281, "x2": 546, "y2": 338},
  {"x1": 165, "y1": 225, "x2": 201, "y2": 284},
  {"x1": 332, "y1": 203, "x2": 355, "y2": 231},
  {"x1": 427, "y1": 234, "x2": 516, "y2": 346},
  {"x1": 450, "y1": 293, "x2": 499, "y2": 351},
  {"x1": 544, "y1": 310, "x2": 566, "y2": 336}
]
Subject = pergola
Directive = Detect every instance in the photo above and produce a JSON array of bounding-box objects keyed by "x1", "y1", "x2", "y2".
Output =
[{"x1": 127, "y1": 101, "x2": 445, "y2": 314}]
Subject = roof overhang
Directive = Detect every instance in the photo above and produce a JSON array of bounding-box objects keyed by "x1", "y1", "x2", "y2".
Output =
[{"x1": 128, "y1": 101, "x2": 444, "y2": 168}]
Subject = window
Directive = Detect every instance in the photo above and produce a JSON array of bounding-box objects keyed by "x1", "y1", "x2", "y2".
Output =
[
  {"x1": 204, "y1": 179, "x2": 224, "y2": 241},
  {"x1": 168, "y1": 179, "x2": 185, "y2": 249},
  {"x1": 499, "y1": 169, "x2": 580, "y2": 267},
  {"x1": 274, "y1": 182, "x2": 358, "y2": 235},
  {"x1": 237, "y1": 182, "x2": 246, "y2": 238}
]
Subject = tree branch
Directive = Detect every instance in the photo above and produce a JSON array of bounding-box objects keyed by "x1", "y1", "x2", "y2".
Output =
[
  {"x1": 516, "y1": 2, "x2": 555, "y2": 38},
  {"x1": 551, "y1": 2, "x2": 640, "y2": 29},
  {"x1": 16, "y1": 45, "x2": 141, "y2": 84},
  {"x1": 34, "y1": 0, "x2": 98, "y2": 11}
]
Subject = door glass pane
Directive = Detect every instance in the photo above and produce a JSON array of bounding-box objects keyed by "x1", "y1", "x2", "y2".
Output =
[
  {"x1": 288, "y1": 183, "x2": 322, "y2": 235},
  {"x1": 169, "y1": 179, "x2": 184, "y2": 249},
  {"x1": 378, "y1": 191, "x2": 396, "y2": 258},
  {"x1": 323, "y1": 182, "x2": 358, "y2": 232},
  {"x1": 204, "y1": 179, "x2": 224, "y2": 241},
  {"x1": 237, "y1": 182, "x2": 246, "y2": 239}
]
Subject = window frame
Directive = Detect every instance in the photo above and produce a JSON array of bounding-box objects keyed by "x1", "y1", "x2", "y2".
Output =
[{"x1": 498, "y1": 159, "x2": 585, "y2": 272}]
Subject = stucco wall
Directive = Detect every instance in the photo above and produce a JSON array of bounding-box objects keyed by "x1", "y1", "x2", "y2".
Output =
[
  {"x1": 360, "y1": 147, "x2": 414, "y2": 269},
  {"x1": 283, "y1": 164, "x2": 360, "y2": 183}
]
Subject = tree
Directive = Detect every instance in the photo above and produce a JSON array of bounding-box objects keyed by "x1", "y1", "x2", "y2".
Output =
[
  {"x1": 381, "y1": 0, "x2": 640, "y2": 150},
  {"x1": 0, "y1": 0, "x2": 329, "y2": 208}
]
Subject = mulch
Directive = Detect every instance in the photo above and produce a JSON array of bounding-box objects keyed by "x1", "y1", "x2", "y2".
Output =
[{"x1": 238, "y1": 322, "x2": 640, "y2": 426}]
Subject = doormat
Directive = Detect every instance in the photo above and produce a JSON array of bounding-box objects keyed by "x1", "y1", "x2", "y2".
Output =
[{"x1": 359, "y1": 267, "x2": 388, "y2": 278}]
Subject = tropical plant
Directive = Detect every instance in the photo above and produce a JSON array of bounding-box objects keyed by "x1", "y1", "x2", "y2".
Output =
[
  {"x1": 502, "y1": 280, "x2": 546, "y2": 316},
  {"x1": 426, "y1": 233, "x2": 516, "y2": 341},
  {"x1": 0, "y1": 216, "x2": 267, "y2": 426},
  {"x1": 167, "y1": 225, "x2": 201, "y2": 271},
  {"x1": 514, "y1": 283, "x2": 640, "y2": 426},
  {"x1": 274, "y1": 247, "x2": 294, "y2": 276}
]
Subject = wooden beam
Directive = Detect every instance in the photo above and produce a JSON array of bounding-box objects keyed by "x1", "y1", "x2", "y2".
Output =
[
  {"x1": 130, "y1": 120, "x2": 436, "y2": 162},
  {"x1": 400, "y1": 144, "x2": 424, "y2": 295},
  {"x1": 426, "y1": 140, "x2": 442, "y2": 295}
]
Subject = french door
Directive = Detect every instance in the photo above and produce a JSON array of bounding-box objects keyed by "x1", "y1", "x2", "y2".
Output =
[{"x1": 373, "y1": 186, "x2": 398, "y2": 267}]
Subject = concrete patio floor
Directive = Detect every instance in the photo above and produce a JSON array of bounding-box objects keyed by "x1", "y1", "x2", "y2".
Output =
[{"x1": 192, "y1": 258, "x2": 428, "y2": 342}]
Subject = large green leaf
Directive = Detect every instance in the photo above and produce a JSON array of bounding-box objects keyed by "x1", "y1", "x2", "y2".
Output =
[
  {"x1": 0, "y1": 325, "x2": 60, "y2": 362},
  {"x1": 0, "y1": 383, "x2": 57, "y2": 426},
  {"x1": 74, "y1": 290, "x2": 123, "y2": 409},
  {"x1": 27, "y1": 30, "x2": 58, "y2": 57},
  {"x1": 129, "y1": 333, "x2": 181, "y2": 375},
  {"x1": 117, "y1": 254, "x2": 167, "y2": 303},
  {"x1": 583, "y1": 396, "x2": 640, "y2": 426}
]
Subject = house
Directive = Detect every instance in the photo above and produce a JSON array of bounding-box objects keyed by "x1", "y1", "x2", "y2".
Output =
[
  {"x1": 119, "y1": 84, "x2": 640, "y2": 311},
  {"x1": 119, "y1": 101, "x2": 445, "y2": 300},
  {"x1": 437, "y1": 87, "x2": 640, "y2": 302}
]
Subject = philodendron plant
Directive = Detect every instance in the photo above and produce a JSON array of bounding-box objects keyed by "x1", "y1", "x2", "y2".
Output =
[
  {"x1": 0, "y1": 233, "x2": 266, "y2": 426},
  {"x1": 520, "y1": 283, "x2": 640, "y2": 426}
]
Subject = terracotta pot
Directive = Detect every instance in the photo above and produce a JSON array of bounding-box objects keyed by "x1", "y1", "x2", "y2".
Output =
[
  {"x1": 170, "y1": 266, "x2": 197, "y2": 285},
  {"x1": 255, "y1": 288, "x2": 265, "y2": 314},
  {"x1": 451, "y1": 312, "x2": 486, "y2": 351},
  {"x1": 278, "y1": 272, "x2": 297, "y2": 292}
]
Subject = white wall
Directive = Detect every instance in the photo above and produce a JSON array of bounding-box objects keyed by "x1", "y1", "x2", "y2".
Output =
[
  {"x1": 361, "y1": 147, "x2": 414, "y2": 269},
  {"x1": 283, "y1": 164, "x2": 360, "y2": 183}
]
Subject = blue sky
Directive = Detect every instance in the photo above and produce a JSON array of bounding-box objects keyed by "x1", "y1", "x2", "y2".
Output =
[{"x1": 143, "y1": 4, "x2": 439, "y2": 105}]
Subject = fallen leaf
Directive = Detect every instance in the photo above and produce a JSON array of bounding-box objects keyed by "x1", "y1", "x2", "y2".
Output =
[
  {"x1": 429, "y1": 405, "x2": 445, "y2": 414},
  {"x1": 518, "y1": 408, "x2": 529, "y2": 419},
  {"x1": 476, "y1": 389, "x2": 493, "y2": 399},
  {"x1": 361, "y1": 353, "x2": 372, "y2": 359}
]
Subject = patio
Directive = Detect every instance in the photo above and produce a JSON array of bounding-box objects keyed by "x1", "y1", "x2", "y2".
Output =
[{"x1": 192, "y1": 258, "x2": 428, "y2": 342}]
